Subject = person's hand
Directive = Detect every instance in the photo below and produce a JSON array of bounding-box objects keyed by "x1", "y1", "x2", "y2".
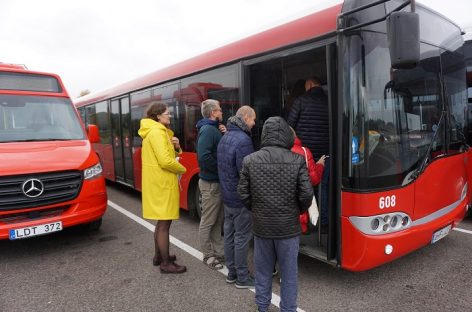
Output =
[
  {"x1": 171, "y1": 137, "x2": 180, "y2": 150},
  {"x1": 218, "y1": 124, "x2": 227, "y2": 134},
  {"x1": 317, "y1": 155, "x2": 327, "y2": 166}
]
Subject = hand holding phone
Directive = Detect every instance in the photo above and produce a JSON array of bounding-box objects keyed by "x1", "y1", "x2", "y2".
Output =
[{"x1": 317, "y1": 155, "x2": 328, "y2": 166}]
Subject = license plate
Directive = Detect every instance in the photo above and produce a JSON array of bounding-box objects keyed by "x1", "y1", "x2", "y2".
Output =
[
  {"x1": 9, "y1": 221, "x2": 63, "y2": 240},
  {"x1": 431, "y1": 224, "x2": 452, "y2": 244}
]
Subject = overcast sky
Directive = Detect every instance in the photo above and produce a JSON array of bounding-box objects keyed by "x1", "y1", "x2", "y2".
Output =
[{"x1": 1, "y1": 0, "x2": 471, "y2": 98}]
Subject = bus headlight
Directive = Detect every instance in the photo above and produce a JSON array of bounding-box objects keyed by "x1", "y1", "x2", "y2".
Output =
[
  {"x1": 350, "y1": 212, "x2": 412, "y2": 235},
  {"x1": 84, "y1": 163, "x2": 103, "y2": 180},
  {"x1": 371, "y1": 218, "x2": 380, "y2": 231}
]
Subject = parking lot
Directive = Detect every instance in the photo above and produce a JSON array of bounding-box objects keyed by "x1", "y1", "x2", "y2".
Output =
[{"x1": 1, "y1": 182, "x2": 472, "y2": 312}]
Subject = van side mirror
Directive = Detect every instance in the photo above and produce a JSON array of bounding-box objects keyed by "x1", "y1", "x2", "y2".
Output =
[
  {"x1": 87, "y1": 124, "x2": 100, "y2": 143},
  {"x1": 387, "y1": 11, "x2": 420, "y2": 69}
]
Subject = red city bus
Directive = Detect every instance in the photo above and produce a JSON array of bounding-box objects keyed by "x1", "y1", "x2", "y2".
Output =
[
  {"x1": 465, "y1": 38, "x2": 472, "y2": 215},
  {"x1": 75, "y1": 0, "x2": 469, "y2": 271},
  {"x1": 0, "y1": 63, "x2": 107, "y2": 240}
]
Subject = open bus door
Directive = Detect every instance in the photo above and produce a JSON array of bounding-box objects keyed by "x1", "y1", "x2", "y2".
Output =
[{"x1": 243, "y1": 41, "x2": 339, "y2": 266}]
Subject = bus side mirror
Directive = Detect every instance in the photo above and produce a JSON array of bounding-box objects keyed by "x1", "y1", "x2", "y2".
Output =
[
  {"x1": 87, "y1": 124, "x2": 100, "y2": 143},
  {"x1": 387, "y1": 11, "x2": 420, "y2": 69}
]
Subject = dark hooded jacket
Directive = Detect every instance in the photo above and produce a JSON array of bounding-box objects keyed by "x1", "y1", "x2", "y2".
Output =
[
  {"x1": 217, "y1": 116, "x2": 254, "y2": 208},
  {"x1": 238, "y1": 117, "x2": 313, "y2": 239}
]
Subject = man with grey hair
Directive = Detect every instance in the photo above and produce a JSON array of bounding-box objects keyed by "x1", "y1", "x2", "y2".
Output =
[
  {"x1": 217, "y1": 105, "x2": 256, "y2": 288},
  {"x1": 196, "y1": 99, "x2": 226, "y2": 270}
]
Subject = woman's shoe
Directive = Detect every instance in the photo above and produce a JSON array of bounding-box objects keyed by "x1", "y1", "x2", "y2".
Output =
[
  {"x1": 160, "y1": 262, "x2": 187, "y2": 274},
  {"x1": 153, "y1": 255, "x2": 177, "y2": 266}
]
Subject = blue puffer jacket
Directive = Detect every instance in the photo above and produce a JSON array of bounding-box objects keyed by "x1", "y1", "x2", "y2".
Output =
[{"x1": 217, "y1": 116, "x2": 254, "y2": 208}]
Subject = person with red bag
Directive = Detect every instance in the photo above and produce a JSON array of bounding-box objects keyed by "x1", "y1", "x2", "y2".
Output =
[{"x1": 290, "y1": 128, "x2": 326, "y2": 234}]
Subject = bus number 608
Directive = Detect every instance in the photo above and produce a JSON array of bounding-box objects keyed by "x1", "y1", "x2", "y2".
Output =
[{"x1": 379, "y1": 195, "x2": 396, "y2": 209}]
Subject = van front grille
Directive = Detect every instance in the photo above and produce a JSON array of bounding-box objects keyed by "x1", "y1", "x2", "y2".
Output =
[{"x1": 0, "y1": 171, "x2": 83, "y2": 211}]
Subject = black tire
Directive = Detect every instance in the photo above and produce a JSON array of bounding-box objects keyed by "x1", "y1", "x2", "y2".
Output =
[
  {"x1": 188, "y1": 179, "x2": 202, "y2": 220},
  {"x1": 195, "y1": 184, "x2": 202, "y2": 220},
  {"x1": 86, "y1": 218, "x2": 102, "y2": 231}
]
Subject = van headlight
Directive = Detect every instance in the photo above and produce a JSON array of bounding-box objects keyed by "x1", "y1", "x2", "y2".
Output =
[{"x1": 84, "y1": 163, "x2": 103, "y2": 180}]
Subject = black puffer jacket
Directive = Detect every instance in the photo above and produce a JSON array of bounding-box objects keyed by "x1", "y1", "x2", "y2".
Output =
[
  {"x1": 287, "y1": 86, "x2": 329, "y2": 160},
  {"x1": 238, "y1": 117, "x2": 313, "y2": 239}
]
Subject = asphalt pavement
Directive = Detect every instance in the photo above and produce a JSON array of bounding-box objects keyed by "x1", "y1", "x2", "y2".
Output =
[{"x1": 1, "y1": 182, "x2": 471, "y2": 312}]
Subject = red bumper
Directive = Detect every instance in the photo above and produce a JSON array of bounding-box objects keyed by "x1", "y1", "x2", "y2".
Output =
[
  {"x1": 0, "y1": 177, "x2": 107, "y2": 240},
  {"x1": 341, "y1": 198, "x2": 467, "y2": 271}
]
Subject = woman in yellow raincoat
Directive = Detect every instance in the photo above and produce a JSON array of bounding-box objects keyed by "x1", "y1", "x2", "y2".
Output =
[{"x1": 138, "y1": 102, "x2": 187, "y2": 274}]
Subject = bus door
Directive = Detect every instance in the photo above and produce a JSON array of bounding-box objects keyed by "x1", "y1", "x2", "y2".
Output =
[
  {"x1": 111, "y1": 97, "x2": 134, "y2": 186},
  {"x1": 243, "y1": 42, "x2": 338, "y2": 265}
]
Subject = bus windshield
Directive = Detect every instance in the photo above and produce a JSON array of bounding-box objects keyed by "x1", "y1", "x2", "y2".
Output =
[
  {"x1": 341, "y1": 5, "x2": 466, "y2": 190},
  {"x1": 0, "y1": 94, "x2": 85, "y2": 142}
]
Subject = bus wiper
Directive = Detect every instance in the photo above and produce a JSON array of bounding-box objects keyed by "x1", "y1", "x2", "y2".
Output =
[
  {"x1": 454, "y1": 126, "x2": 469, "y2": 151},
  {"x1": 412, "y1": 110, "x2": 446, "y2": 179}
]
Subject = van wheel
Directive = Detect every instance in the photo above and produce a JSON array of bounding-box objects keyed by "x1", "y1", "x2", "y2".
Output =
[{"x1": 86, "y1": 218, "x2": 102, "y2": 231}]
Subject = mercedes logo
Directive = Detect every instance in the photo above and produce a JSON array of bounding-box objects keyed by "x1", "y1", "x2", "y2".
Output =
[{"x1": 22, "y1": 178, "x2": 44, "y2": 198}]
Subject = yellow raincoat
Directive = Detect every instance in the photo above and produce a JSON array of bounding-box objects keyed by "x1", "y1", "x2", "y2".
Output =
[{"x1": 138, "y1": 118, "x2": 186, "y2": 220}]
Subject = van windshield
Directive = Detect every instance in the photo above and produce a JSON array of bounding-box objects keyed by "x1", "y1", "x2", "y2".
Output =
[{"x1": 0, "y1": 94, "x2": 85, "y2": 142}]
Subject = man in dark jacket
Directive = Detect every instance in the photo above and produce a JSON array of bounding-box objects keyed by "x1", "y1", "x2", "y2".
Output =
[
  {"x1": 287, "y1": 76, "x2": 328, "y2": 160},
  {"x1": 238, "y1": 116, "x2": 313, "y2": 312},
  {"x1": 287, "y1": 76, "x2": 330, "y2": 232},
  {"x1": 196, "y1": 99, "x2": 226, "y2": 270},
  {"x1": 217, "y1": 106, "x2": 256, "y2": 289}
]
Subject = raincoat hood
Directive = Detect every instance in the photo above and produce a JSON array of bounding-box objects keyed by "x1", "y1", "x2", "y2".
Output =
[
  {"x1": 261, "y1": 116, "x2": 294, "y2": 149},
  {"x1": 138, "y1": 118, "x2": 171, "y2": 139}
]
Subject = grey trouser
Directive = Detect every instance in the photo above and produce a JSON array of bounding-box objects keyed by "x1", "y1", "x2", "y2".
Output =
[{"x1": 198, "y1": 179, "x2": 224, "y2": 258}]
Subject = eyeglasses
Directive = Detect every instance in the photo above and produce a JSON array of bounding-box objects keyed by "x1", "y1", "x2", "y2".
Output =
[
  {"x1": 213, "y1": 108, "x2": 222, "y2": 112},
  {"x1": 161, "y1": 112, "x2": 172, "y2": 116}
]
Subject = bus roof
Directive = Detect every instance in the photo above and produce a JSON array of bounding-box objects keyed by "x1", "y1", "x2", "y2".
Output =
[{"x1": 74, "y1": 4, "x2": 341, "y2": 107}]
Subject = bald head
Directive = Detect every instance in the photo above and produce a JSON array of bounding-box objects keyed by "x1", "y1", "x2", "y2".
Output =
[{"x1": 305, "y1": 76, "x2": 321, "y2": 91}]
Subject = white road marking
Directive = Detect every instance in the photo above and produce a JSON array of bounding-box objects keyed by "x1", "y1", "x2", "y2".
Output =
[
  {"x1": 108, "y1": 200, "x2": 306, "y2": 312},
  {"x1": 453, "y1": 227, "x2": 472, "y2": 235}
]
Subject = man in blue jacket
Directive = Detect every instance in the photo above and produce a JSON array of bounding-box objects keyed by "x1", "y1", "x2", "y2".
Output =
[
  {"x1": 217, "y1": 106, "x2": 256, "y2": 289},
  {"x1": 196, "y1": 99, "x2": 226, "y2": 270}
]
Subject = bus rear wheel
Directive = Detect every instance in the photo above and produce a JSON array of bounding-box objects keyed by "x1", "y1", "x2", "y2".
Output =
[
  {"x1": 195, "y1": 184, "x2": 202, "y2": 219},
  {"x1": 188, "y1": 179, "x2": 202, "y2": 220}
]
